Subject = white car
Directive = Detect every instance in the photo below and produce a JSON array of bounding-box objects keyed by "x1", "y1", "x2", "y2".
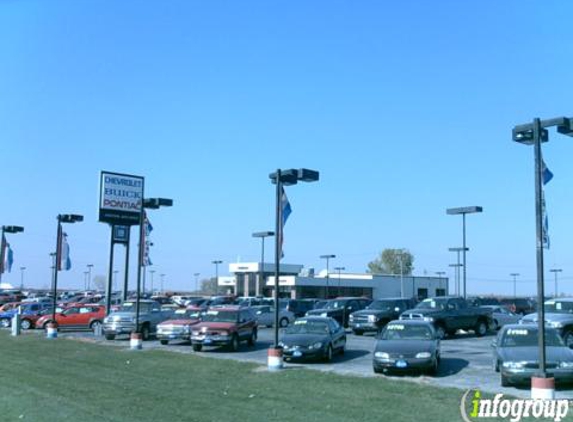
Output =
[{"x1": 252, "y1": 305, "x2": 295, "y2": 328}]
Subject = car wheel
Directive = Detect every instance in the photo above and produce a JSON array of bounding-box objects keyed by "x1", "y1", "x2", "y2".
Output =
[
  {"x1": 90, "y1": 320, "x2": 102, "y2": 333},
  {"x1": 104, "y1": 333, "x2": 115, "y2": 341},
  {"x1": 501, "y1": 373, "x2": 510, "y2": 387},
  {"x1": 493, "y1": 359, "x2": 500, "y2": 373},
  {"x1": 353, "y1": 330, "x2": 364, "y2": 336},
  {"x1": 141, "y1": 324, "x2": 150, "y2": 341},
  {"x1": 20, "y1": 319, "x2": 32, "y2": 330},
  {"x1": 435, "y1": 324, "x2": 446, "y2": 340},
  {"x1": 475, "y1": 320, "x2": 488, "y2": 337},
  {"x1": 279, "y1": 317, "x2": 289, "y2": 328},
  {"x1": 160, "y1": 340, "x2": 168, "y2": 345},
  {"x1": 192, "y1": 344, "x2": 202, "y2": 352},
  {"x1": 229, "y1": 334, "x2": 240, "y2": 352},
  {"x1": 324, "y1": 345, "x2": 333, "y2": 362},
  {"x1": 563, "y1": 330, "x2": 573, "y2": 348},
  {"x1": 247, "y1": 330, "x2": 257, "y2": 346},
  {"x1": 0, "y1": 318, "x2": 10, "y2": 328}
]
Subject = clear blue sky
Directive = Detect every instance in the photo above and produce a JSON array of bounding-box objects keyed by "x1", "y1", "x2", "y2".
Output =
[{"x1": 1, "y1": 1, "x2": 572, "y2": 296}]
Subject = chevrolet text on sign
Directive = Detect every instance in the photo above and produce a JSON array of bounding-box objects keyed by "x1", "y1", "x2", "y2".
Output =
[{"x1": 99, "y1": 171, "x2": 144, "y2": 225}]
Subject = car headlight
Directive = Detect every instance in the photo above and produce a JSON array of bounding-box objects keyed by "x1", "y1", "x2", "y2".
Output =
[
  {"x1": 368, "y1": 315, "x2": 378, "y2": 323},
  {"x1": 560, "y1": 361, "x2": 573, "y2": 369},
  {"x1": 374, "y1": 352, "x2": 390, "y2": 359},
  {"x1": 423, "y1": 316, "x2": 434, "y2": 322},
  {"x1": 321, "y1": 312, "x2": 328, "y2": 317},
  {"x1": 415, "y1": 352, "x2": 432, "y2": 359},
  {"x1": 502, "y1": 361, "x2": 525, "y2": 369},
  {"x1": 309, "y1": 342, "x2": 323, "y2": 350}
]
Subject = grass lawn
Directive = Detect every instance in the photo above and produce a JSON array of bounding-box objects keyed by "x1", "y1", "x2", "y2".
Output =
[{"x1": 1, "y1": 331, "x2": 515, "y2": 422}]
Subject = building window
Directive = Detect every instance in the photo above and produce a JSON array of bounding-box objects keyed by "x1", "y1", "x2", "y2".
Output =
[
  {"x1": 417, "y1": 288, "x2": 428, "y2": 300},
  {"x1": 435, "y1": 288, "x2": 446, "y2": 297}
]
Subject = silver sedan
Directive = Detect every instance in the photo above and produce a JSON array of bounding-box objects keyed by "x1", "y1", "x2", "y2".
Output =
[{"x1": 252, "y1": 305, "x2": 295, "y2": 328}]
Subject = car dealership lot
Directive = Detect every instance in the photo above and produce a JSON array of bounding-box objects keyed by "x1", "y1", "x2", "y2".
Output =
[{"x1": 54, "y1": 327, "x2": 573, "y2": 399}]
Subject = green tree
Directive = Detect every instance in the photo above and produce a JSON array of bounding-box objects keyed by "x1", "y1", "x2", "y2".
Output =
[{"x1": 367, "y1": 249, "x2": 414, "y2": 275}]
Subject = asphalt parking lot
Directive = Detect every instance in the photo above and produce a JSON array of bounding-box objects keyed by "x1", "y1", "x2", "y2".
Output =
[{"x1": 51, "y1": 327, "x2": 573, "y2": 399}]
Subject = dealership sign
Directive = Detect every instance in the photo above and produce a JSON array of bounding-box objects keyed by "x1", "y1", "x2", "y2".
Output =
[{"x1": 99, "y1": 171, "x2": 144, "y2": 225}]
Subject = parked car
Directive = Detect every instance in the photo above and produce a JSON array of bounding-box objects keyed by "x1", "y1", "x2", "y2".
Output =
[
  {"x1": 190, "y1": 306, "x2": 257, "y2": 352},
  {"x1": 36, "y1": 305, "x2": 106, "y2": 332},
  {"x1": 156, "y1": 307, "x2": 204, "y2": 345},
  {"x1": 500, "y1": 298, "x2": 536, "y2": 315},
  {"x1": 349, "y1": 298, "x2": 417, "y2": 335},
  {"x1": 492, "y1": 324, "x2": 573, "y2": 386},
  {"x1": 482, "y1": 305, "x2": 520, "y2": 330},
  {"x1": 373, "y1": 320, "x2": 440, "y2": 375},
  {"x1": 252, "y1": 305, "x2": 295, "y2": 327},
  {"x1": 400, "y1": 296, "x2": 492, "y2": 339},
  {"x1": 279, "y1": 316, "x2": 346, "y2": 362},
  {"x1": 20, "y1": 306, "x2": 64, "y2": 330},
  {"x1": 279, "y1": 299, "x2": 318, "y2": 318},
  {"x1": 103, "y1": 300, "x2": 174, "y2": 340},
  {"x1": 520, "y1": 297, "x2": 573, "y2": 347},
  {"x1": 0, "y1": 302, "x2": 21, "y2": 313},
  {"x1": 306, "y1": 297, "x2": 372, "y2": 327},
  {"x1": 0, "y1": 302, "x2": 51, "y2": 329}
]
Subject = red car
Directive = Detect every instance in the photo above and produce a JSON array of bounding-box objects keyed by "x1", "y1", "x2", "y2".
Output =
[
  {"x1": 36, "y1": 305, "x2": 106, "y2": 332},
  {"x1": 156, "y1": 306, "x2": 204, "y2": 345},
  {"x1": 190, "y1": 306, "x2": 258, "y2": 352}
]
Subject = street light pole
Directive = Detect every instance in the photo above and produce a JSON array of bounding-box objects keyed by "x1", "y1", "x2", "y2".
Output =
[
  {"x1": 193, "y1": 272, "x2": 200, "y2": 293},
  {"x1": 150, "y1": 270, "x2": 155, "y2": 295},
  {"x1": 19, "y1": 266, "x2": 26, "y2": 289},
  {"x1": 86, "y1": 264, "x2": 94, "y2": 291},
  {"x1": 212, "y1": 260, "x2": 223, "y2": 293},
  {"x1": 160, "y1": 273, "x2": 165, "y2": 294},
  {"x1": 510, "y1": 273, "x2": 520, "y2": 298},
  {"x1": 320, "y1": 254, "x2": 336, "y2": 299},
  {"x1": 513, "y1": 115, "x2": 573, "y2": 394},
  {"x1": 252, "y1": 231, "x2": 274, "y2": 297},
  {"x1": 550, "y1": 269, "x2": 562, "y2": 297},
  {"x1": 446, "y1": 207, "x2": 482, "y2": 299},
  {"x1": 334, "y1": 267, "x2": 345, "y2": 296},
  {"x1": 270, "y1": 168, "x2": 319, "y2": 349}
]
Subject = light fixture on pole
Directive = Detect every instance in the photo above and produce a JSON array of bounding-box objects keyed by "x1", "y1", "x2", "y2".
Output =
[
  {"x1": 550, "y1": 269, "x2": 562, "y2": 297},
  {"x1": 446, "y1": 208, "x2": 482, "y2": 299},
  {"x1": 320, "y1": 254, "x2": 336, "y2": 299},
  {"x1": 334, "y1": 266, "x2": 345, "y2": 296},
  {"x1": 193, "y1": 272, "x2": 200, "y2": 293},
  {"x1": 269, "y1": 168, "x2": 319, "y2": 350},
  {"x1": 51, "y1": 214, "x2": 83, "y2": 325},
  {"x1": 252, "y1": 231, "x2": 274, "y2": 297},
  {"x1": 510, "y1": 273, "x2": 520, "y2": 298},
  {"x1": 513, "y1": 115, "x2": 573, "y2": 397}
]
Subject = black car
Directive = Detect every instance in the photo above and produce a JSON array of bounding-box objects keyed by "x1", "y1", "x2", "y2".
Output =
[
  {"x1": 279, "y1": 316, "x2": 346, "y2": 362},
  {"x1": 349, "y1": 298, "x2": 416, "y2": 335},
  {"x1": 500, "y1": 298, "x2": 536, "y2": 315},
  {"x1": 373, "y1": 320, "x2": 440, "y2": 375},
  {"x1": 306, "y1": 297, "x2": 372, "y2": 327},
  {"x1": 279, "y1": 299, "x2": 318, "y2": 318},
  {"x1": 467, "y1": 296, "x2": 500, "y2": 307}
]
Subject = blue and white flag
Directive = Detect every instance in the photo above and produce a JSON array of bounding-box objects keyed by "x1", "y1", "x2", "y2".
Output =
[
  {"x1": 5, "y1": 243, "x2": 13, "y2": 273},
  {"x1": 541, "y1": 159, "x2": 552, "y2": 249},
  {"x1": 141, "y1": 211, "x2": 153, "y2": 267},
  {"x1": 542, "y1": 160, "x2": 554, "y2": 185},
  {"x1": 278, "y1": 186, "x2": 292, "y2": 259},
  {"x1": 59, "y1": 232, "x2": 72, "y2": 271}
]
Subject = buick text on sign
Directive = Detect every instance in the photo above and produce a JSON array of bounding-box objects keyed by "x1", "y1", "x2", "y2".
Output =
[{"x1": 99, "y1": 171, "x2": 144, "y2": 225}]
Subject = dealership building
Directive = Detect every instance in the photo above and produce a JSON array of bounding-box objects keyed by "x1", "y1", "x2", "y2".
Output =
[{"x1": 218, "y1": 262, "x2": 448, "y2": 300}]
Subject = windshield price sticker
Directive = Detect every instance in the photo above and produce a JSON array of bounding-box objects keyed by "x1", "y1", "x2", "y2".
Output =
[
  {"x1": 556, "y1": 302, "x2": 563, "y2": 310},
  {"x1": 175, "y1": 309, "x2": 186, "y2": 315},
  {"x1": 387, "y1": 325, "x2": 405, "y2": 330},
  {"x1": 507, "y1": 329, "x2": 529, "y2": 336},
  {"x1": 206, "y1": 311, "x2": 219, "y2": 316},
  {"x1": 294, "y1": 320, "x2": 307, "y2": 325}
]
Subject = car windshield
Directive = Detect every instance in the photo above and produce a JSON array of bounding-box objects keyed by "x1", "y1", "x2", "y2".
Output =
[
  {"x1": 381, "y1": 324, "x2": 434, "y2": 340},
  {"x1": 544, "y1": 301, "x2": 573, "y2": 314},
  {"x1": 120, "y1": 302, "x2": 152, "y2": 313},
  {"x1": 501, "y1": 328, "x2": 564, "y2": 347},
  {"x1": 416, "y1": 299, "x2": 447, "y2": 310},
  {"x1": 323, "y1": 301, "x2": 345, "y2": 310},
  {"x1": 285, "y1": 320, "x2": 329, "y2": 335},
  {"x1": 367, "y1": 301, "x2": 397, "y2": 311},
  {"x1": 202, "y1": 310, "x2": 238, "y2": 323}
]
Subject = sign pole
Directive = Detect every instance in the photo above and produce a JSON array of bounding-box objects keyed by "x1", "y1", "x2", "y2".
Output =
[{"x1": 105, "y1": 225, "x2": 115, "y2": 316}]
